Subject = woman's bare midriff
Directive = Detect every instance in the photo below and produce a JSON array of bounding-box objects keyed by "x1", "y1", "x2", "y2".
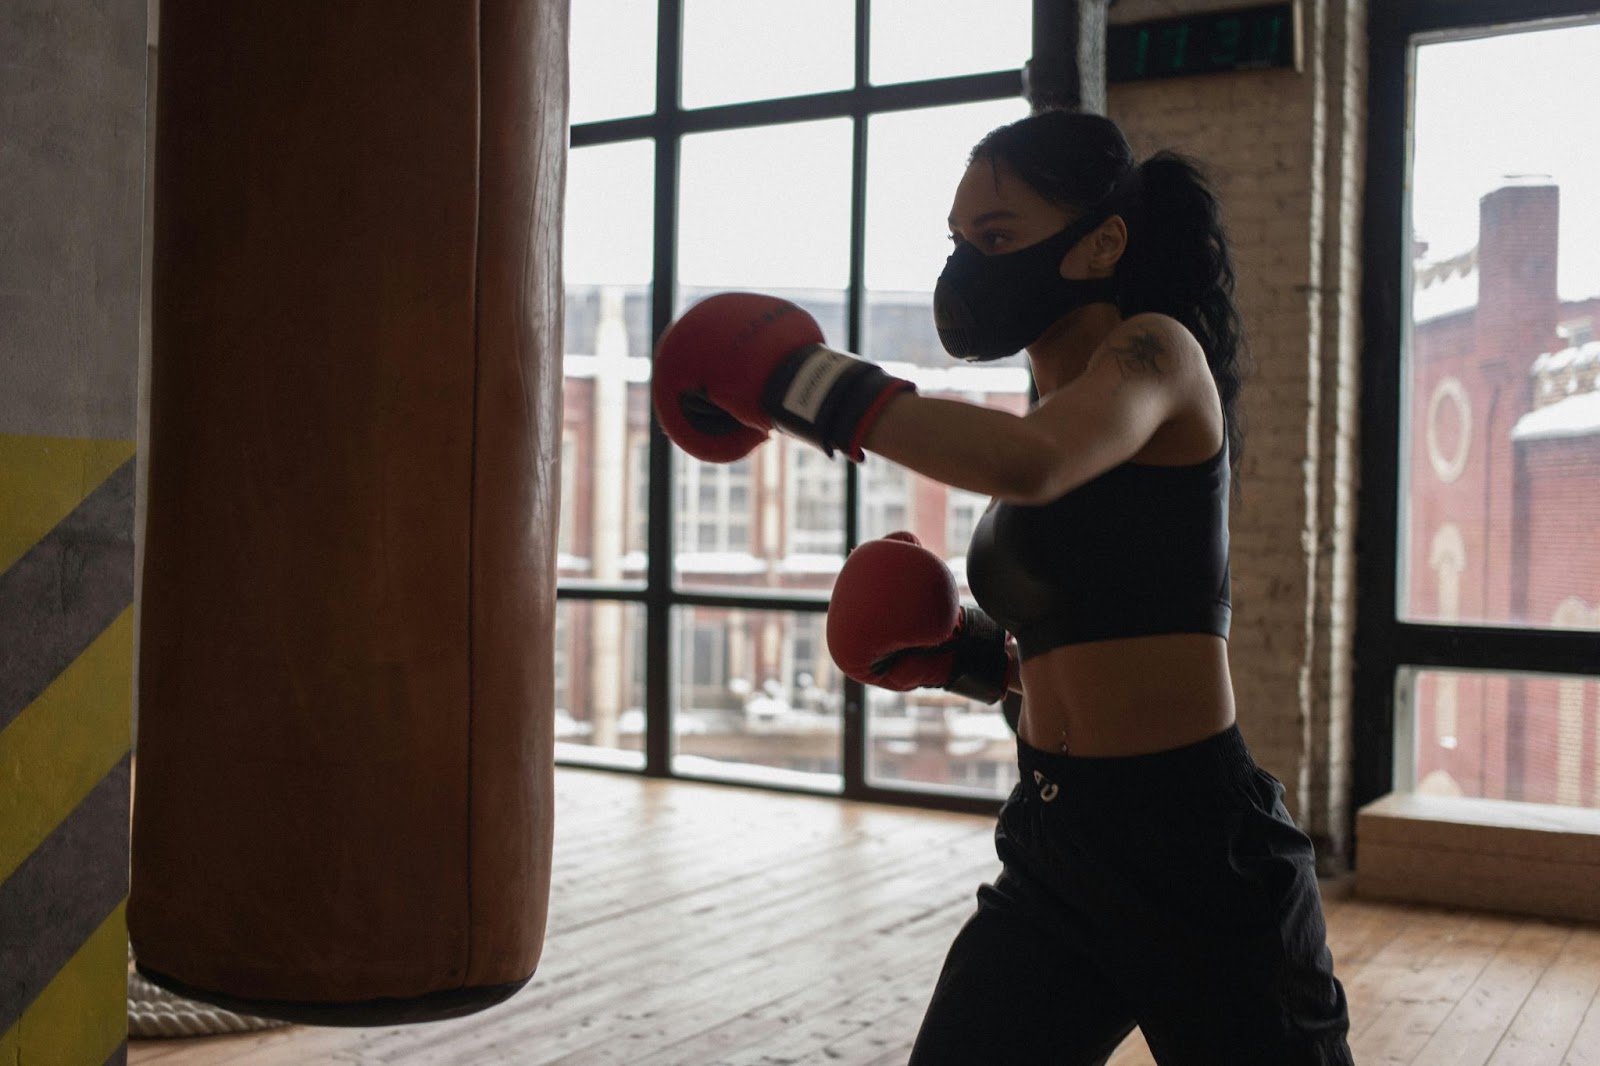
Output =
[{"x1": 1016, "y1": 633, "x2": 1237, "y2": 756}]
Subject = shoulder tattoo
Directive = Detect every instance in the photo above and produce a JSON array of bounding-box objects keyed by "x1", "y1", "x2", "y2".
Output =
[{"x1": 1106, "y1": 326, "x2": 1168, "y2": 379}]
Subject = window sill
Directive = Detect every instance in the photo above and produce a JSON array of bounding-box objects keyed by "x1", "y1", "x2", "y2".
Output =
[{"x1": 1356, "y1": 792, "x2": 1600, "y2": 922}]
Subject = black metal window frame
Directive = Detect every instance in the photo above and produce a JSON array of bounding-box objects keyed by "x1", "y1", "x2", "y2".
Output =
[
  {"x1": 1353, "y1": 0, "x2": 1600, "y2": 826},
  {"x1": 561, "y1": 0, "x2": 1052, "y2": 814}
]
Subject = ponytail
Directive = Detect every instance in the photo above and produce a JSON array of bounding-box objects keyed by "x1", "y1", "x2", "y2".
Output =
[{"x1": 1118, "y1": 151, "x2": 1249, "y2": 493}]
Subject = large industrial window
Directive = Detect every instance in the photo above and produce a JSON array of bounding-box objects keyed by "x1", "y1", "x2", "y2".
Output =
[
  {"x1": 559, "y1": 0, "x2": 1039, "y2": 809},
  {"x1": 1357, "y1": 2, "x2": 1600, "y2": 821}
]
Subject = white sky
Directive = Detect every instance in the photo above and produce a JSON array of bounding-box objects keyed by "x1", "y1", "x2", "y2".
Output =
[
  {"x1": 566, "y1": 6, "x2": 1600, "y2": 303},
  {"x1": 1411, "y1": 18, "x2": 1600, "y2": 300},
  {"x1": 565, "y1": 0, "x2": 1029, "y2": 296}
]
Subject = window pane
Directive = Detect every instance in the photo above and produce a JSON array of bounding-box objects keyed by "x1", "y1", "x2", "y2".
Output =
[
  {"x1": 1405, "y1": 665, "x2": 1600, "y2": 808},
  {"x1": 626, "y1": 434, "x2": 650, "y2": 558},
  {"x1": 1401, "y1": 21, "x2": 1600, "y2": 631},
  {"x1": 865, "y1": 99, "x2": 1029, "y2": 299},
  {"x1": 558, "y1": 433, "x2": 577, "y2": 560},
  {"x1": 566, "y1": 141, "x2": 654, "y2": 288},
  {"x1": 858, "y1": 446, "x2": 1020, "y2": 799},
  {"x1": 569, "y1": 0, "x2": 658, "y2": 125},
  {"x1": 564, "y1": 142, "x2": 654, "y2": 590},
  {"x1": 861, "y1": 100, "x2": 1032, "y2": 475},
  {"x1": 681, "y1": 0, "x2": 854, "y2": 108},
  {"x1": 861, "y1": 98, "x2": 1032, "y2": 553},
  {"x1": 675, "y1": 454, "x2": 757, "y2": 569},
  {"x1": 787, "y1": 445, "x2": 846, "y2": 557},
  {"x1": 945, "y1": 486, "x2": 989, "y2": 559},
  {"x1": 671, "y1": 606, "x2": 842, "y2": 792},
  {"x1": 861, "y1": 460, "x2": 912, "y2": 542},
  {"x1": 555, "y1": 599, "x2": 648, "y2": 771},
  {"x1": 676, "y1": 120, "x2": 852, "y2": 591},
  {"x1": 678, "y1": 119, "x2": 852, "y2": 295},
  {"x1": 867, "y1": 687, "x2": 1019, "y2": 800},
  {"x1": 869, "y1": 0, "x2": 1030, "y2": 86},
  {"x1": 855, "y1": 99, "x2": 1028, "y2": 796}
]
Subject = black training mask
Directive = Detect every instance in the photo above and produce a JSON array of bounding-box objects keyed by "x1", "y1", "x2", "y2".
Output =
[{"x1": 933, "y1": 207, "x2": 1117, "y2": 362}]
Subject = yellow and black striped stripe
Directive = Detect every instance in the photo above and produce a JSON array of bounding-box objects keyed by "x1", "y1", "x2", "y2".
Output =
[{"x1": 1, "y1": 433, "x2": 136, "y2": 1066}]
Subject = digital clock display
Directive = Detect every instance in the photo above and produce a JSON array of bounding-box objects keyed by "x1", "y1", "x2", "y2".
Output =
[{"x1": 1107, "y1": 3, "x2": 1300, "y2": 83}]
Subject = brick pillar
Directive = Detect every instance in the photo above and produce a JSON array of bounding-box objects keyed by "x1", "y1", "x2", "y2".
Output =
[{"x1": 1109, "y1": 0, "x2": 1367, "y2": 868}]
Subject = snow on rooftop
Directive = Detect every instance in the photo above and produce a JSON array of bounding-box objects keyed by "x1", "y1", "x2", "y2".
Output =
[
  {"x1": 891, "y1": 361, "x2": 1032, "y2": 395},
  {"x1": 1411, "y1": 247, "x2": 1478, "y2": 324},
  {"x1": 1520, "y1": 340, "x2": 1600, "y2": 442},
  {"x1": 563, "y1": 352, "x2": 652, "y2": 381},
  {"x1": 1532, "y1": 340, "x2": 1600, "y2": 376},
  {"x1": 562, "y1": 353, "x2": 1029, "y2": 396},
  {"x1": 674, "y1": 551, "x2": 768, "y2": 575},
  {"x1": 1513, "y1": 392, "x2": 1600, "y2": 441},
  {"x1": 775, "y1": 553, "x2": 844, "y2": 575},
  {"x1": 1499, "y1": 174, "x2": 1557, "y2": 188}
]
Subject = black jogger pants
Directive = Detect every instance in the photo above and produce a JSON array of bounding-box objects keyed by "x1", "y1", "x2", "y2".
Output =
[{"x1": 909, "y1": 725, "x2": 1353, "y2": 1065}]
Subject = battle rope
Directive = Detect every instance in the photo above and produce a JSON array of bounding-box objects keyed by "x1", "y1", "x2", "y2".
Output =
[{"x1": 127, "y1": 945, "x2": 289, "y2": 1038}]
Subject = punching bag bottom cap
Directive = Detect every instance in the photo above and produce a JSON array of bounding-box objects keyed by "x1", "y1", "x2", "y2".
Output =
[{"x1": 135, "y1": 964, "x2": 531, "y2": 1027}]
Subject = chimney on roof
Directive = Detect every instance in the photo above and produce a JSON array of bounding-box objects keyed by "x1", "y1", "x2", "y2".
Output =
[{"x1": 1477, "y1": 179, "x2": 1561, "y2": 371}]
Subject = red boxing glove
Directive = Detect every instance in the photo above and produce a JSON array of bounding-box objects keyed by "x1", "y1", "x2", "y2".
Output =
[
  {"x1": 651, "y1": 292, "x2": 915, "y2": 463},
  {"x1": 827, "y1": 532, "x2": 1009, "y2": 704}
]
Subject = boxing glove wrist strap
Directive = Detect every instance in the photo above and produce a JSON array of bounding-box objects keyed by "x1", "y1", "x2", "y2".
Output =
[
  {"x1": 760, "y1": 345, "x2": 915, "y2": 461},
  {"x1": 946, "y1": 606, "x2": 1009, "y2": 704}
]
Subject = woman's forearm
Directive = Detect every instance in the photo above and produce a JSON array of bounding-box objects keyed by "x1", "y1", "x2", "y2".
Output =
[{"x1": 862, "y1": 393, "x2": 1052, "y2": 502}]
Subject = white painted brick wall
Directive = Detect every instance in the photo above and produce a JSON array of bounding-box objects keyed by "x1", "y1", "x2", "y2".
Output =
[{"x1": 1108, "y1": 0, "x2": 1366, "y2": 868}]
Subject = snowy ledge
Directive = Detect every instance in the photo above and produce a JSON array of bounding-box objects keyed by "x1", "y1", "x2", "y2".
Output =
[{"x1": 1512, "y1": 391, "x2": 1600, "y2": 442}]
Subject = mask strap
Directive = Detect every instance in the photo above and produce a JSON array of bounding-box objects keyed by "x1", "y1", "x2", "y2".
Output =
[{"x1": 1056, "y1": 165, "x2": 1141, "y2": 251}]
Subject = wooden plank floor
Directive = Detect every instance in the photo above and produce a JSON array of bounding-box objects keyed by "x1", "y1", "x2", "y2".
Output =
[{"x1": 129, "y1": 767, "x2": 1600, "y2": 1065}]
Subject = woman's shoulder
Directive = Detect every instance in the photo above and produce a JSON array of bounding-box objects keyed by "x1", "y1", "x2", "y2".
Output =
[
  {"x1": 1105, "y1": 311, "x2": 1201, "y2": 356},
  {"x1": 1087, "y1": 312, "x2": 1209, "y2": 388},
  {"x1": 1096, "y1": 313, "x2": 1223, "y2": 460}
]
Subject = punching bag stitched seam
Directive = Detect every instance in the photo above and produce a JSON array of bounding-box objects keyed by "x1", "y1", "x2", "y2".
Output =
[{"x1": 464, "y1": 0, "x2": 485, "y2": 992}]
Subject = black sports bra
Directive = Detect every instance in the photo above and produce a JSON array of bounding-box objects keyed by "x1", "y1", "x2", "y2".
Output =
[{"x1": 966, "y1": 444, "x2": 1232, "y2": 661}]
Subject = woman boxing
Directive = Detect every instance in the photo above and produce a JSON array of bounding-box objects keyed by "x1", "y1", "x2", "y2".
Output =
[{"x1": 652, "y1": 109, "x2": 1352, "y2": 1064}]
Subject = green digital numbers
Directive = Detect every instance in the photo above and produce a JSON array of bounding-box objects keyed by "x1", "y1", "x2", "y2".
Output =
[{"x1": 1109, "y1": 4, "x2": 1298, "y2": 83}]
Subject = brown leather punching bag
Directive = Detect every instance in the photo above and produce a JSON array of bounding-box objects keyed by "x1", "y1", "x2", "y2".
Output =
[{"x1": 130, "y1": 0, "x2": 564, "y2": 1024}]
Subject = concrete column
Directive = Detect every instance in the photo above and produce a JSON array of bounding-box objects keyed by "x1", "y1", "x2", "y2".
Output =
[{"x1": 0, "y1": 0, "x2": 147, "y2": 1059}]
